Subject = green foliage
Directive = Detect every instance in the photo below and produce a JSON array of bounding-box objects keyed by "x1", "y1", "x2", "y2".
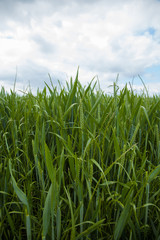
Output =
[{"x1": 0, "y1": 72, "x2": 160, "y2": 239}]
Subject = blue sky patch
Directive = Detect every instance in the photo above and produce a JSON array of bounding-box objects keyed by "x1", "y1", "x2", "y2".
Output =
[
  {"x1": 143, "y1": 64, "x2": 160, "y2": 83},
  {"x1": 136, "y1": 27, "x2": 156, "y2": 37},
  {"x1": 147, "y1": 27, "x2": 156, "y2": 35}
]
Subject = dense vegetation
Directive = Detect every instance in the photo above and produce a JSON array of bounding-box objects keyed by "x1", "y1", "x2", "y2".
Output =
[{"x1": 0, "y1": 71, "x2": 160, "y2": 240}]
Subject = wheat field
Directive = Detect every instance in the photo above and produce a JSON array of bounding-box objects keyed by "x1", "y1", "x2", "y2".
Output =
[{"x1": 0, "y1": 71, "x2": 160, "y2": 239}]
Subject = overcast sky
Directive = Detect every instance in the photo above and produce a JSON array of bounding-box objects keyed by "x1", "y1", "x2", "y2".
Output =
[{"x1": 0, "y1": 0, "x2": 160, "y2": 95}]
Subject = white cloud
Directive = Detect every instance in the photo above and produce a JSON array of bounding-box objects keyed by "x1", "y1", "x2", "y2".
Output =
[{"x1": 0, "y1": 0, "x2": 160, "y2": 95}]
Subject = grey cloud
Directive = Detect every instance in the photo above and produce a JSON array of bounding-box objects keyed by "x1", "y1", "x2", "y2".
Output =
[
  {"x1": 0, "y1": 0, "x2": 35, "y2": 29},
  {"x1": 0, "y1": 0, "x2": 123, "y2": 27},
  {"x1": 0, "y1": 73, "x2": 16, "y2": 82},
  {"x1": 0, "y1": 61, "x2": 56, "y2": 92},
  {"x1": 78, "y1": 44, "x2": 146, "y2": 79},
  {"x1": 0, "y1": 0, "x2": 71, "y2": 31},
  {"x1": 54, "y1": 20, "x2": 63, "y2": 28},
  {"x1": 0, "y1": 0, "x2": 65, "y2": 19},
  {"x1": 0, "y1": 0, "x2": 153, "y2": 30},
  {"x1": 0, "y1": 60, "x2": 67, "y2": 94},
  {"x1": 31, "y1": 34, "x2": 56, "y2": 54},
  {"x1": 17, "y1": 61, "x2": 52, "y2": 86},
  {"x1": 87, "y1": 60, "x2": 125, "y2": 75},
  {"x1": 0, "y1": 0, "x2": 35, "y2": 16},
  {"x1": 14, "y1": 60, "x2": 67, "y2": 91}
]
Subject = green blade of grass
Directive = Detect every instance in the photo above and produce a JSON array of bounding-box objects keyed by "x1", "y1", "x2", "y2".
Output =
[
  {"x1": 114, "y1": 186, "x2": 134, "y2": 240},
  {"x1": 9, "y1": 159, "x2": 31, "y2": 240}
]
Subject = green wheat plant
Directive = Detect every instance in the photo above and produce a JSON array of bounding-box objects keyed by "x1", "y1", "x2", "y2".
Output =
[{"x1": 0, "y1": 70, "x2": 160, "y2": 239}]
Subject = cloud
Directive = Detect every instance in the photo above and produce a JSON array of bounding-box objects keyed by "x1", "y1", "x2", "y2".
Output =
[
  {"x1": 1, "y1": 0, "x2": 160, "y2": 95},
  {"x1": 31, "y1": 34, "x2": 56, "y2": 54}
]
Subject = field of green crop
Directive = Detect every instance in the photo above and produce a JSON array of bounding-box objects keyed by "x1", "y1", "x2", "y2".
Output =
[{"x1": 0, "y1": 71, "x2": 160, "y2": 240}]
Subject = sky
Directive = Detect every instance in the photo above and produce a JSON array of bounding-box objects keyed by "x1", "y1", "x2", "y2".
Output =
[{"x1": 0, "y1": 0, "x2": 160, "y2": 95}]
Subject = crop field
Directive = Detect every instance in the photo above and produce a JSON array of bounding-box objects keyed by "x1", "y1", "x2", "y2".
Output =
[{"x1": 0, "y1": 71, "x2": 160, "y2": 240}]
